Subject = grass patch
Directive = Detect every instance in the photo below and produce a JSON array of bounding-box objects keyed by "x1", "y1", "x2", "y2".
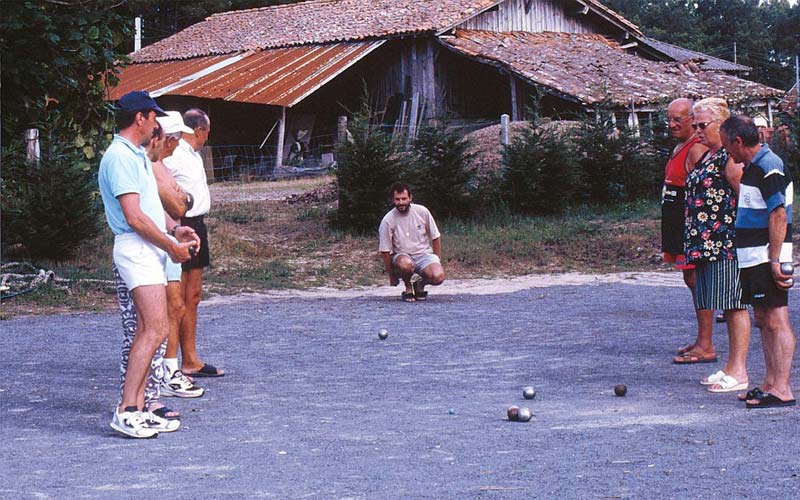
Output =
[{"x1": 3, "y1": 178, "x2": 675, "y2": 317}]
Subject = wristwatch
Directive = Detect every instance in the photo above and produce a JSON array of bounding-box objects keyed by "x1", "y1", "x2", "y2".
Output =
[{"x1": 185, "y1": 192, "x2": 194, "y2": 210}]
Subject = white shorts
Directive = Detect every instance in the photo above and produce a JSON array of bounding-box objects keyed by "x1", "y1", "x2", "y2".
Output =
[
  {"x1": 165, "y1": 235, "x2": 182, "y2": 282},
  {"x1": 113, "y1": 232, "x2": 167, "y2": 290},
  {"x1": 392, "y1": 252, "x2": 441, "y2": 274}
]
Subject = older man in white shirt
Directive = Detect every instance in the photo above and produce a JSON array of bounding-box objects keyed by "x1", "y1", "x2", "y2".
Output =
[{"x1": 163, "y1": 108, "x2": 224, "y2": 378}]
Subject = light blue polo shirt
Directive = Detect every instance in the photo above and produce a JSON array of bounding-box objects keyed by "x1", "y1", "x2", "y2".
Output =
[{"x1": 98, "y1": 135, "x2": 166, "y2": 235}]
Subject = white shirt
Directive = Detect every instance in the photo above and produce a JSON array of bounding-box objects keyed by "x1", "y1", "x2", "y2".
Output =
[
  {"x1": 163, "y1": 138, "x2": 210, "y2": 217},
  {"x1": 378, "y1": 204, "x2": 440, "y2": 256}
]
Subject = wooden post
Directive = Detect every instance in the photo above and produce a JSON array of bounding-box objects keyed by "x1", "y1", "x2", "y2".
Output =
[
  {"x1": 276, "y1": 106, "x2": 286, "y2": 169},
  {"x1": 337, "y1": 116, "x2": 348, "y2": 143},
  {"x1": 424, "y1": 41, "x2": 436, "y2": 119},
  {"x1": 408, "y1": 93, "x2": 420, "y2": 141},
  {"x1": 25, "y1": 128, "x2": 40, "y2": 165},
  {"x1": 509, "y1": 75, "x2": 518, "y2": 122},
  {"x1": 767, "y1": 100, "x2": 773, "y2": 127},
  {"x1": 500, "y1": 114, "x2": 510, "y2": 146}
]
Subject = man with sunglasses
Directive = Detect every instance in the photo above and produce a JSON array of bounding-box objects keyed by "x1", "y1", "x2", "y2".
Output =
[{"x1": 661, "y1": 98, "x2": 711, "y2": 362}]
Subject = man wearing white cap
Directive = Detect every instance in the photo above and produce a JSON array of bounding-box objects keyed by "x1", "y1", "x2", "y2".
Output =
[{"x1": 153, "y1": 112, "x2": 206, "y2": 399}]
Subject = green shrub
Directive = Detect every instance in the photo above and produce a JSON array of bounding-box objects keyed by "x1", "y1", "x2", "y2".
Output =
[
  {"x1": 334, "y1": 97, "x2": 407, "y2": 233},
  {"x1": 501, "y1": 117, "x2": 580, "y2": 214},
  {"x1": 407, "y1": 125, "x2": 477, "y2": 219},
  {"x1": 1, "y1": 145, "x2": 101, "y2": 261},
  {"x1": 573, "y1": 110, "x2": 664, "y2": 204}
]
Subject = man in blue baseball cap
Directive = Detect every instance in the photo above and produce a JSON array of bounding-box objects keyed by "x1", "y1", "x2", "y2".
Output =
[{"x1": 99, "y1": 91, "x2": 200, "y2": 438}]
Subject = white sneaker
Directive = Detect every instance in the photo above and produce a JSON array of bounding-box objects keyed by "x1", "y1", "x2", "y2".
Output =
[
  {"x1": 110, "y1": 407, "x2": 159, "y2": 439},
  {"x1": 143, "y1": 411, "x2": 181, "y2": 433},
  {"x1": 161, "y1": 370, "x2": 205, "y2": 398}
]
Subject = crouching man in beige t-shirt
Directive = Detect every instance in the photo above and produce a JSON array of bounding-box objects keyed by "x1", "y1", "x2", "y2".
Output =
[{"x1": 379, "y1": 182, "x2": 445, "y2": 302}]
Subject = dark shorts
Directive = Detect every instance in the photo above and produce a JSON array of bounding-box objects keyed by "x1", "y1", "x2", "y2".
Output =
[
  {"x1": 661, "y1": 184, "x2": 685, "y2": 256},
  {"x1": 740, "y1": 263, "x2": 788, "y2": 307},
  {"x1": 180, "y1": 215, "x2": 210, "y2": 270}
]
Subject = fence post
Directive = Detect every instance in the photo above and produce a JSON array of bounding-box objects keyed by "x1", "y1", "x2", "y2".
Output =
[
  {"x1": 25, "y1": 128, "x2": 40, "y2": 165},
  {"x1": 337, "y1": 116, "x2": 348, "y2": 143},
  {"x1": 500, "y1": 114, "x2": 510, "y2": 146}
]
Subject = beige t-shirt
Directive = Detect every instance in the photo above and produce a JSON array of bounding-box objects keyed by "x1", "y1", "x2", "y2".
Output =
[{"x1": 378, "y1": 204, "x2": 441, "y2": 256}]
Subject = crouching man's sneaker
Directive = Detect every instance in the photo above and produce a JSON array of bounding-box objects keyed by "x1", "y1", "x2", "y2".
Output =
[
  {"x1": 110, "y1": 406, "x2": 159, "y2": 439},
  {"x1": 161, "y1": 370, "x2": 205, "y2": 398},
  {"x1": 143, "y1": 410, "x2": 181, "y2": 433}
]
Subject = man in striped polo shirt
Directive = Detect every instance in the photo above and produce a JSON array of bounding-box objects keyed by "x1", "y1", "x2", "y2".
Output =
[{"x1": 721, "y1": 115, "x2": 796, "y2": 409}]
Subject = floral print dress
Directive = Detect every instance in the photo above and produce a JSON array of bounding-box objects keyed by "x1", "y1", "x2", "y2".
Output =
[{"x1": 684, "y1": 148, "x2": 737, "y2": 264}]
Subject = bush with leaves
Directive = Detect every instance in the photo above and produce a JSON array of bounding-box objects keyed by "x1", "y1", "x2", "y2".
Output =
[
  {"x1": 501, "y1": 117, "x2": 580, "y2": 214},
  {"x1": 407, "y1": 125, "x2": 477, "y2": 219},
  {"x1": 334, "y1": 99, "x2": 407, "y2": 233},
  {"x1": 1, "y1": 145, "x2": 101, "y2": 261},
  {"x1": 573, "y1": 111, "x2": 663, "y2": 204}
]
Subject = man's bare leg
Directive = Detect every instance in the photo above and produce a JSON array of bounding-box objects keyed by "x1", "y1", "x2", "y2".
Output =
[
  {"x1": 416, "y1": 263, "x2": 445, "y2": 295},
  {"x1": 165, "y1": 281, "x2": 185, "y2": 360},
  {"x1": 748, "y1": 305, "x2": 795, "y2": 403},
  {"x1": 178, "y1": 268, "x2": 224, "y2": 375},
  {"x1": 120, "y1": 284, "x2": 169, "y2": 412},
  {"x1": 392, "y1": 256, "x2": 416, "y2": 297}
]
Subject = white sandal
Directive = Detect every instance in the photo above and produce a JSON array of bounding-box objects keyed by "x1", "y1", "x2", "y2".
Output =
[
  {"x1": 700, "y1": 370, "x2": 726, "y2": 386},
  {"x1": 708, "y1": 375, "x2": 748, "y2": 393}
]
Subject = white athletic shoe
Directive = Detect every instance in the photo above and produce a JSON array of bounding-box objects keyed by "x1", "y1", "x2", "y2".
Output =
[
  {"x1": 143, "y1": 411, "x2": 181, "y2": 433},
  {"x1": 110, "y1": 407, "x2": 159, "y2": 439},
  {"x1": 161, "y1": 370, "x2": 205, "y2": 398}
]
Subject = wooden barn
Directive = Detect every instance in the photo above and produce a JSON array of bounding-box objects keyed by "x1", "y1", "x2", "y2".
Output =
[{"x1": 109, "y1": 0, "x2": 782, "y2": 175}]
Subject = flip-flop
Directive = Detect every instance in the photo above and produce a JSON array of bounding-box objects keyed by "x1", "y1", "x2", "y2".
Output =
[
  {"x1": 738, "y1": 387, "x2": 764, "y2": 402},
  {"x1": 672, "y1": 350, "x2": 718, "y2": 364},
  {"x1": 184, "y1": 363, "x2": 225, "y2": 378},
  {"x1": 148, "y1": 405, "x2": 180, "y2": 420},
  {"x1": 708, "y1": 375, "x2": 748, "y2": 393},
  {"x1": 677, "y1": 343, "x2": 695, "y2": 355},
  {"x1": 700, "y1": 370, "x2": 726, "y2": 386},
  {"x1": 745, "y1": 391, "x2": 796, "y2": 409},
  {"x1": 401, "y1": 291, "x2": 416, "y2": 303}
]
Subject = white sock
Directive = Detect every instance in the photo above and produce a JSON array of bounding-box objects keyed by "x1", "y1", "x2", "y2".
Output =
[{"x1": 164, "y1": 358, "x2": 179, "y2": 375}]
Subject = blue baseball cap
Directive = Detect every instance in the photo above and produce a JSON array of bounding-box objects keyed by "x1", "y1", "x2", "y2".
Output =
[{"x1": 118, "y1": 90, "x2": 167, "y2": 117}]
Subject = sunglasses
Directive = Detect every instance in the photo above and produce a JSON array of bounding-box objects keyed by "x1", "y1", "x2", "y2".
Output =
[{"x1": 692, "y1": 121, "x2": 717, "y2": 130}]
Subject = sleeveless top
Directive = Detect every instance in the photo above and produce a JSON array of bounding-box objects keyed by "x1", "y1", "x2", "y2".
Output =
[
  {"x1": 683, "y1": 148, "x2": 737, "y2": 264},
  {"x1": 664, "y1": 136, "x2": 701, "y2": 187}
]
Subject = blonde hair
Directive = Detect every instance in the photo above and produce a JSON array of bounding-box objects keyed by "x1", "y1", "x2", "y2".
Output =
[{"x1": 693, "y1": 98, "x2": 730, "y2": 122}]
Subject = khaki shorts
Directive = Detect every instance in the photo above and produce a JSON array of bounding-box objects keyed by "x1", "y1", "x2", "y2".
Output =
[{"x1": 392, "y1": 253, "x2": 441, "y2": 274}]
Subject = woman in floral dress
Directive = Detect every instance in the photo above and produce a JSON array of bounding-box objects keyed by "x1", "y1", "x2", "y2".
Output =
[{"x1": 676, "y1": 97, "x2": 752, "y2": 394}]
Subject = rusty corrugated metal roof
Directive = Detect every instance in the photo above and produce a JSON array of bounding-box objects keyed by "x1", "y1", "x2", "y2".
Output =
[
  {"x1": 441, "y1": 30, "x2": 782, "y2": 107},
  {"x1": 108, "y1": 40, "x2": 385, "y2": 107},
  {"x1": 130, "y1": 0, "x2": 641, "y2": 63}
]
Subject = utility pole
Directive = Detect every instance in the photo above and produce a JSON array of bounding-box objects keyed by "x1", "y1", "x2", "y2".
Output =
[
  {"x1": 733, "y1": 41, "x2": 737, "y2": 65},
  {"x1": 135, "y1": 16, "x2": 142, "y2": 52},
  {"x1": 795, "y1": 54, "x2": 799, "y2": 111}
]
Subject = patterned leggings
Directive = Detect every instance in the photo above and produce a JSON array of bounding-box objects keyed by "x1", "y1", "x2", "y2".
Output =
[{"x1": 113, "y1": 264, "x2": 167, "y2": 405}]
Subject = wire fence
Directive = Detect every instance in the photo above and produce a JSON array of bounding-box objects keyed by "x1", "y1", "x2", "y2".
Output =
[{"x1": 207, "y1": 133, "x2": 339, "y2": 183}]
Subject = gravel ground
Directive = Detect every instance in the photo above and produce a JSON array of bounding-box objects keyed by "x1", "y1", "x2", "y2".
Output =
[{"x1": 2, "y1": 278, "x2": 800, "y2": 499}]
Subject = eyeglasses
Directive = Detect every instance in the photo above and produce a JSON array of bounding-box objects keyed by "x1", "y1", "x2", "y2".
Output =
[{"x1": 692, "y1": 121, "x2": 718, "y2": 130}]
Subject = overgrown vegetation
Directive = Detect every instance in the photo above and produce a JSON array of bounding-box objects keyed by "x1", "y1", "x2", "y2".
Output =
[
  {"x1": 0, "y1": 1, "x2": 130, "y2": 259},
  {"x1": 407, "y1": 125, "x2": 477, "y2": 219},
  {"x1": 501, "y1": 117, "x2": 580, "y2": 214}
]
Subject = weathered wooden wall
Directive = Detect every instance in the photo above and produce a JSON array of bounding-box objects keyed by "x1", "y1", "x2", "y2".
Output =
[{"x1": 458, "y1": 0, "x2": 595, "y2": 33}]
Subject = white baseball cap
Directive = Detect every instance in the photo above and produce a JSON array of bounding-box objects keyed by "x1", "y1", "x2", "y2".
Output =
[
  {"x1": 753, "y1": 116, "x2": 768, "y2": 128},
  {"x1": 157, "y1": 111, "x2": 194, "y2": 135}
]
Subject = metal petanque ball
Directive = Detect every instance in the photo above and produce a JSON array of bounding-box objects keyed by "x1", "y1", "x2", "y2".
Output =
[
  {"x1": 378, "y1": 329, "x2": 389, "y2": 340},
  {"x1": 781, "y1": 262, "x2": 794, "y2": 287},
  {"x1": 614, "y1": 384, "x2": 628, "y2": 397},
  {"x1": 522, "y1": 386, "x2": 536, "y2": 400},
  {"x1": 448, "y1": 408, "x2": 456, "y2": 415},
  {"x1": 517, "y1": 407, "x2": 532, "y2": 422},
  {"x1": 507, "y1": 406, "x2": 520, "y2": 421}
]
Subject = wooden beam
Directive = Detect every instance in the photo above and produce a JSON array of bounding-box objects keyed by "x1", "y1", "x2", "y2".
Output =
[
  {"x1": 276, "y1": 106, "x2": 286, "y2": 169},
  {"x1": 509, "y1": 74, "x2": 518, "y2": 121}
]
